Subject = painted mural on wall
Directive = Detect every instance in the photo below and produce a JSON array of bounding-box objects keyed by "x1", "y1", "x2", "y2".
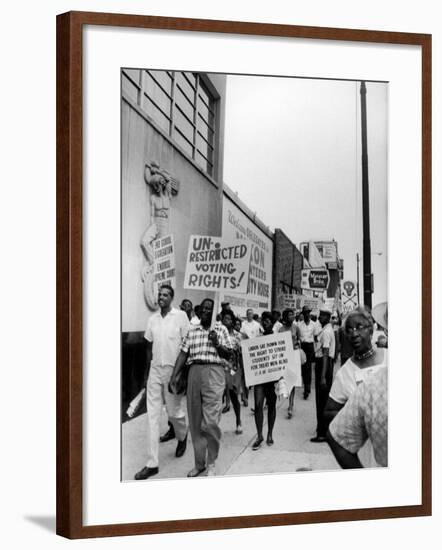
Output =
[{"x1": 140, "y1": 161, "x2": 179, "y2": 310}]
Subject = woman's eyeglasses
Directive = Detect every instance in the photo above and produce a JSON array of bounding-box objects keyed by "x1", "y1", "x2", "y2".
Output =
[{"x1": 345, "y1": 324, "x2": 371, "y2": 334}]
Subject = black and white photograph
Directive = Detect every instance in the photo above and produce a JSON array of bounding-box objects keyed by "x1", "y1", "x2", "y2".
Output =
[{"x1": 121, "y1": 69, "x2": 388, "y2": 481}]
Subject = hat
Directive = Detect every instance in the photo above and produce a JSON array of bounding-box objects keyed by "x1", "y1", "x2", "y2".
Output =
[
  {"x1": 301, "y1": 305, "x2": 311, "y2": 313},
  {"x1": 221, "y1": 301, "x2": 230, "y2": 307},
  {"x1": 372, "y1": 302, "x2": 388, "y2": 330},
  {"x1": 319, "y1": 307, "x2": 332, "y2": 316}
]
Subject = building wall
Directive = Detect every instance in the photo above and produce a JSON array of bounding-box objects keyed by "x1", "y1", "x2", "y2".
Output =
[
  {"x1": 273, "y1": 228, "x2": 304, "y2": 311},
  {"x1": 122, "y1": 73, "x2": 226, "y2": 333},
  {"x1": 121, "y1": 72, "x2": 226, "y2": 409}
]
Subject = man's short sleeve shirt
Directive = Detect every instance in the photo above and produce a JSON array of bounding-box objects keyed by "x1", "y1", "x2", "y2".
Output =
[
  {"x1": 180, "y1": 323, "x2": 232, "y2": 365},
  {"x1": 144, "y1": 308, "x2": 190, "y2": 367},
  {"x1": 315, "y1": 323, "x2": 336, "y2": 358}
]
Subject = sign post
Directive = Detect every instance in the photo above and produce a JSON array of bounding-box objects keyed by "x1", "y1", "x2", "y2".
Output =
[{"x1": 341, "y1": 280, "x2": 358, "y2": 313}]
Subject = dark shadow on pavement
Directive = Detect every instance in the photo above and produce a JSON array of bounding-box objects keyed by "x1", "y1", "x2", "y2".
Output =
[{"x1": 24, "y1": 515, "x2": 56, "y2": 533}]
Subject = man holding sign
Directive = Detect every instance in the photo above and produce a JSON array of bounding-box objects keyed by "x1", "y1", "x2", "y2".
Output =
[
  {"x1": 170, "y1": 298, "x2": 233, "y2": 477},
  {"x1": 250, "y1": 312, "x2": 278, "y2": 450},
  {"x1": 183, "y1": 235, "x2": 251, "y2": 293}
]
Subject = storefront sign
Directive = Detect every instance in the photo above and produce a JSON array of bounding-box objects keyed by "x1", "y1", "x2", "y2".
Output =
[{"x1": 301, "y1": 269, "x2": 330, "y2": 290}]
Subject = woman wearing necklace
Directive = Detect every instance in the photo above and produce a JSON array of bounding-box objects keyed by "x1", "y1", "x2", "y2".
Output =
[{"x1": 324, "y1": 306, "x2": 387, "y2": 465}]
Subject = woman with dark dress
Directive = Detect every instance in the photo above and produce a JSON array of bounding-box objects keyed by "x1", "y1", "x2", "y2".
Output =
[
  {"x1": 220, "y1": 309, "x2": 243, "y2": 434},
  {"x1": 252, "y1": 311, "x2": 278, "y2": 450}
]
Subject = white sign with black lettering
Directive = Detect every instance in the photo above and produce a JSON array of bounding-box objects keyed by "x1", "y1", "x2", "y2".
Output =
[
  {"x1": 241, "y1": 331, "x2": 295, "y2": 386},
  {"x1": 183, "y1": 235, "x2": 251, "y2": 293},
  {"x1": 153, "y1": 234, "x2": 176, "y2": 294}
]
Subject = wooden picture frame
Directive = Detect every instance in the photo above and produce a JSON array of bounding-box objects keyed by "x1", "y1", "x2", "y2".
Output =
[{"x1": 57, "y1": 11, "x2": 432, "y2": 539}]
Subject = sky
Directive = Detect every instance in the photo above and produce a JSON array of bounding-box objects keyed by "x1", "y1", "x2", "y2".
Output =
[{"x1": 222, "y1": 75, "x2": 388, "y2": 306}]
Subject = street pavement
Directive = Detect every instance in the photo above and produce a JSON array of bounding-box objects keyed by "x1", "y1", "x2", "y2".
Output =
[{"x1": 122, "y1": 382, "x2": 340, "y2": 481}]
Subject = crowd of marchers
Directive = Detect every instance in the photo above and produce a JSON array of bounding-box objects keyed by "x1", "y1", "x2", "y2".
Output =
[{"x1": 130, "y1": 284, "x2": 389, "y2": 480}]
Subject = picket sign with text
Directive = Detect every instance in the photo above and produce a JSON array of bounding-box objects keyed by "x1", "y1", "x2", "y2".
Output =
[
  {"x1": 241, "y1": 331, "x2": 297, "y2": 386},
  {"x1": 183, "y1": 235, "x2": 251, "y2": 293},
  {"x1": 153, "y1": 234, "x2": 176, "y2": 294}
]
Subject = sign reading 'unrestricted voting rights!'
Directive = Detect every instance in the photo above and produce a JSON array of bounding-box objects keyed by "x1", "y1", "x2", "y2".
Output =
[{"x1": 183, "y1": 235, "x2": 251, "y2": 293}]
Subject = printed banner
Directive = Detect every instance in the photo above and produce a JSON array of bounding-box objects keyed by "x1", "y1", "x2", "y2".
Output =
[
  {"x1": 278, "y1": 293, "x2": 322, "y2": 313},
  {"x1": 183, "y1": 235, "x2": 251, "y2": 293},
  {"x1": 153, "y1": 234, "x2": 176, "y2": 294},
  {"x1": 220, "y1": 198, "x2": 273, "y2": 316},
  {"x1": 241, "y1": 331, "x2": 295, "y2": 386}
]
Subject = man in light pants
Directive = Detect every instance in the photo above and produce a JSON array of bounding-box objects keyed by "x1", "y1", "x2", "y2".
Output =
[{"x1": 134, "y1": 284, "x2": 190, "y2": 480}]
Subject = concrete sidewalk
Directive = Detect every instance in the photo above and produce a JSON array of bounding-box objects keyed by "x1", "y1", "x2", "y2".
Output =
[{"x1": 122, "y1": 387, "x2": 340, "y2": 481}]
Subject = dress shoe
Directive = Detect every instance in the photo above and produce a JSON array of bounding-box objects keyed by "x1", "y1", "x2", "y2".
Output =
[
  {"x1": 159, "y1": 428, "x2": 175, "y2": 443},
  {"x1": 252, "y1": 436, "x2": 264, "y2": 450},
  {"x1": 175, "y1": 435, "x2": 187, "y2": 457},
  {"x1": 310, "y1": 436, "x2": 327, "y2": 443},
  {"x1": 266, "y1": 435, "x2": 274, "y2": 446},
  {"x1": 187, "y1": 466, "x2": 206, "y2": 477},
  {"x1": 134, "y1": 466, "x2": 159, "y2": 480}
]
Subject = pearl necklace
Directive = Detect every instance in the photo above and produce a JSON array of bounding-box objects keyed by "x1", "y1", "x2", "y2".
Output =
[{"x1": 354, "y1": 347, "x2": 375, "y2": 361}]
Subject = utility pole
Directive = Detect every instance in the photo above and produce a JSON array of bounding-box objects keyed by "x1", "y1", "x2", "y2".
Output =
[
  {"x1": 360, "y1": 81, "x2": 372, "y2": 309},
  {"x1": 356, "y1": 252, "x2": 360, "y2": 305}
]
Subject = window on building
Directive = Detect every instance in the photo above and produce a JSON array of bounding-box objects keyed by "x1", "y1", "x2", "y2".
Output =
[{"x1": 122, "y1": 69, "x2": 217, "y2": 178}]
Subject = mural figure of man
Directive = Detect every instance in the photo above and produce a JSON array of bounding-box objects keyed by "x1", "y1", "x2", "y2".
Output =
[{"x1": 140, "y1": 161, "x2": 174, "y2": 309}]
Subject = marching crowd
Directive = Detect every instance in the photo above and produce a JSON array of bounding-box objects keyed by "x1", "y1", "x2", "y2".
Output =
[{"x1": 131, "y1": 283, "x2": 388, "y2": 480}]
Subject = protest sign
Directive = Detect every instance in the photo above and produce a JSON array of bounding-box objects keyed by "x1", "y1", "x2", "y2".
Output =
[
  {"x1": 241, "y1": 331, "x2": 295, "y2": 386},
  {"x1": 183, "y1": 235, "x2": 251, "y2": 293},
  {"x1": 153, "y1": 234, "x2": 176, "y2": 293}
]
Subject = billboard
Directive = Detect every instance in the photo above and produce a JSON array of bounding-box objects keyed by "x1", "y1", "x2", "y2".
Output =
[{"x1": 220, "y1": 197, "x2": 273, "y2": 317}]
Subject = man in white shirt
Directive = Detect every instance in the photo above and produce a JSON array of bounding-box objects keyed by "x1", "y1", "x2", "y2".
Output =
[
  {"x1": 297, "y1": 305, "x2": 317, "y2": 399},
  {"x1": 135, "y1": 284, "x2": 190, "y2": 480},
  {"x1": 272, "y1": 310, "x2": 283, "y2": 333},
  {"x1": 241, "y1": 308, "x2": 262, "y2": 339},
  {"x1": 310, "y1": 308, "x2": 335, "y2": 443}
]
